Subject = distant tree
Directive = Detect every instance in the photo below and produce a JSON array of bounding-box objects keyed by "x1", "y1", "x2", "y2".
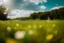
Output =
[
  {"x1": 58, "y1": 7, "x2": 64, "y2": 19},
  {"x1": 39, "y1": 12, "x2": 50, "y2": 20},
  {"x1": 0, "y1": 6, "x2": 8, "y2": 20},
  {"x1": 50, "y1": 9, "x2": 60, "y2": 19},
  {"x1": 30, "y1": 12, "x2": 50, "y2": 20},
  {"x1": 30, "y1": 13, "x2": 38, "y2": 19},
  {"x1": 50, "y1": 7, "x2": 64, "y2": 20}
]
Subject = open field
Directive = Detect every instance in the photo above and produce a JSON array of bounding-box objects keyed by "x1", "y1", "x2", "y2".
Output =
[{"x1": 0, "y1": 20, "x2": 64, "y2": 43}]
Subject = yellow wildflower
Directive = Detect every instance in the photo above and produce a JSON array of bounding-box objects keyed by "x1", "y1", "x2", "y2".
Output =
[{"x1": 46, "y1": 34, "x2": 53, "y2": 40}]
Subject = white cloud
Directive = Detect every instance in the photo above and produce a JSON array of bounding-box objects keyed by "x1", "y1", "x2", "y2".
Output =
[
  {"x1": 51, "y1": 6, "x2": 64, "y2": 10},
  {"x1": 7, "y1": 9, "x2": 35, "y2": 19},
  {"x1": 0, "y1": 0, "x2": 3, "y2": 5},
  {"x1": 29, "y1": 0, "x2": 47, "y2": 4},
  {"x1": 0, "y1": 0, "x2": 9, "y2": 5},
  {"x1": 29, "y1": 0, "x2": 40, "y2": 4},
  {"x1": 40, "y1": 6, "x2": 46, "y2": 9},
  {"x1": 43, "y1": 0, "x2": 47, "y2": 2},
  {"x1": 3, "y1": 0, "x2": 9, "y2": 3},
  {"x1": 0, "y1": 0, "x2": 13, "y2": 9}
]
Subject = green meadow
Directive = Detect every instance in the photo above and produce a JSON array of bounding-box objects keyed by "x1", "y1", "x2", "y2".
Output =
[{"x1": 0, "y1": 20, "x2": 64, "y2": 43}]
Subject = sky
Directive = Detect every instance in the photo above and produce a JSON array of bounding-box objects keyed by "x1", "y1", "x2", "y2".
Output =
[{"x1": 0, "y1": 0, "x2": 64, "y2": 18}]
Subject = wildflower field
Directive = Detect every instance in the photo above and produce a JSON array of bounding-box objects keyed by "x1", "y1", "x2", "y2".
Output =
[{"x1": 0, "y1": 20, "x2": 64, "y2": 43}]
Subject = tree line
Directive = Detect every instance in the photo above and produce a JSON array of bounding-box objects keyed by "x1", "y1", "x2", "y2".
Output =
[{"x1": 30, "y1": 7, "x2": 64, "y2": 20}]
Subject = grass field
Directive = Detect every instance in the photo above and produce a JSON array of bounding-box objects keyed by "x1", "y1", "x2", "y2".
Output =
[{"x1": 0, "y1": 20, "x2": 64, "y2": 43}]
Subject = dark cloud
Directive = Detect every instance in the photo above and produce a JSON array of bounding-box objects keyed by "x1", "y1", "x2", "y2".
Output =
[
  {"x1": 22, "y1": 2, "x2": 41, "y2": 11},
  {"x1": 12, "y1": 0, "x2": 43, "y2": 11}
]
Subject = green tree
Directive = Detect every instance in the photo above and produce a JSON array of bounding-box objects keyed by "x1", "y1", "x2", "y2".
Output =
[
  {"x1": 58, "y1": 7, "x2": 64, "y2": 19},
  {"x1": 30, "y1": 13, "x2": 38, "y2": 19},
  {"x1": 0, "y1": 6, "x2": 8, "y2": 20}
]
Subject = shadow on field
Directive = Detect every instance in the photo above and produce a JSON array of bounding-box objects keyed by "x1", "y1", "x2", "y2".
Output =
[{"x1": 50, "y1": 21, "x2": 64, "y2": 43}]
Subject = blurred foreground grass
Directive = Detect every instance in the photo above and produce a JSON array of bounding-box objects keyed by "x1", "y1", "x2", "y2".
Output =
[{"x1": 0, "y1": 20, "x2": 64, "y2": 43}]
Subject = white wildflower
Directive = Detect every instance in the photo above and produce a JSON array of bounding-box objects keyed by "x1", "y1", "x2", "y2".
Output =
[
  {"x1": 15, "y1": 31, "x2": 26, "y2": 39},
  {"x1": 29, "y1": 30, "x2": 33, "y2": 35},
  {"x1": 7, "y1": 27, "x2": 11, "y2": 31}
]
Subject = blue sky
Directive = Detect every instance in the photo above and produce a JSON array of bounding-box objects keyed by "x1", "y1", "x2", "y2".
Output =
[
  {"x1": 0, "y1": 0, "x2": 64, "y2": 18},
  {"x1": 41, "y1": 0, "x2": 64, "y2": 11}
]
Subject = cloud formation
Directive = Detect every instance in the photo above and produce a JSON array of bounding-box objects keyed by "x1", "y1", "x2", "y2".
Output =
[
  {"x1": 1, "y1": 0, "x2": 47, "y2": 18},
  {"x1": 51, "y1": 6, "x2": 64, "y2": 10},
  {"x1": 13, "y1": 0, "x2": 47, "y2": 11},
  {"x1": 40, "y1": 6, "x2": 46, "y2": 9},
  {"x1": 1, "y1": 0, "x2": 47, "y2": 10},
  {"x1": 0, "y1": 0, "x2": 13, "y2": 9},
  {"x1": 29, "y1": 0, "x2": 47, "y2": 4},
  {"x1": 7, "y1": 9, "x2": 37, "y2": 18}
]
